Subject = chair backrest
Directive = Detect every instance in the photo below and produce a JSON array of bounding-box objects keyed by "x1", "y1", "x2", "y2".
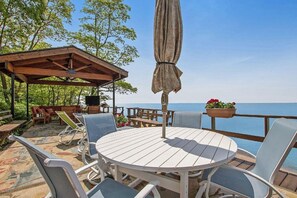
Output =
[
  {"x1": 73, "y1": 113, "x2": 85, "y2": 125},
  {"x1": 252, "y1": 118, "x2": 297, "y2": 182},
  {"x1": 8, "y1": 135, "x2": 86, "y2": 198},
  {"x1": 172, "y1": 111, "x2": 202, "y2": 129},
  {"x1": 56, "y1": 111, "x2": 78, "y2": 129},
  {"x1": 83, "y1": 113, "x2": 117, "y2": 156},
  {"x1": 31, "y1": 106, "x2": 37, "y2": 115}
]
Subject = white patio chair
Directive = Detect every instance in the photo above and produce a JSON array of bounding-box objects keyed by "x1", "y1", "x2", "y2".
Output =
[
  {"x1": 8, "y1": 135, "x2": 160, "y2": 198},
  {"x1": 196, "y1": 118, "x2": 297, "y2": 198},
  {"x1": 56, "y1": 111, "x2": 85, "y2": 145},
  {"x1": 81, "y1": 113, "x2": 132, "y2": 184},
  {"x1": 172, "y1": 111, "x2": 203, "y2": 178}
]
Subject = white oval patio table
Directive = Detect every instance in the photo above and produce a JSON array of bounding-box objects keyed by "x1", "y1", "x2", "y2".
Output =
[{"x1": 96, "y1": 127, "x2": 237, "y2": 198}]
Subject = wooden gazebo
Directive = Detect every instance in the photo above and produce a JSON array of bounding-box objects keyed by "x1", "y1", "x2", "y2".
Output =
[{"x1": 0, "y1": 46, "x2": 128, "y2": 118}]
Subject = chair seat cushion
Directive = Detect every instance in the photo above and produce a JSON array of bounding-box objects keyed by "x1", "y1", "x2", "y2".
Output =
[
  {"x1": 87, "y1": 178, "x2": 152, "y2": 198},
  {"x1": 202, "y1": 167, "x2": 269, "y2": 198}
]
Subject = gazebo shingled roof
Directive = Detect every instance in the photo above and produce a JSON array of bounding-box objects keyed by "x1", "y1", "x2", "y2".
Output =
[{"x1": 0, "y1": 45, "x2": 128, "y2": 87}]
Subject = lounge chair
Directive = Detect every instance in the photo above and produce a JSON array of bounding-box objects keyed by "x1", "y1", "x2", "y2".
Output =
[
  {"x1": 8, "y1": 135, "x2": 160, "y2": 198},
  {"x1": 196, "y1": 118, "x2": 297, "y2": 198},
  {"x1": 172, "y1": 111, "x2": 202, "y2": 129},
  {"x1": 56, "y1": 111, "x2": 85, "y2": 145}
]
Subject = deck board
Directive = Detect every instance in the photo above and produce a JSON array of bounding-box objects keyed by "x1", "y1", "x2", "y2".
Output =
[
  {"x1": 236, "y1": 160, "x2": 254, "y2": 170},
  {"x1": 228, "y1": 158, "x2": 244, "y2": 166},
  {"x1": 274, "y1": 170, "x2": 288, "y2": 186},
  {"x1": 280, "y1": 174, "x2": 297, "y2": 192}
]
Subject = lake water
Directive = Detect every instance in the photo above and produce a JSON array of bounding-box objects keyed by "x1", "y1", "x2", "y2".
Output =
[{"x1": 117, "y1": 103, "x2": 297, "y2": 171}]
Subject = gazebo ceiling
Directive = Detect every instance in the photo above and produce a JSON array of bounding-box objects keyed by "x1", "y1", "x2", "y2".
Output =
[{"x1": 0, "y1": 46, "x2": 128, "y2": 87}]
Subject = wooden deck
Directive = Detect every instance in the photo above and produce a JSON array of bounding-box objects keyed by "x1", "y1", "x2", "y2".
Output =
[{"x1": 230, "y1": 154, "x2": 297, "y2": 194}]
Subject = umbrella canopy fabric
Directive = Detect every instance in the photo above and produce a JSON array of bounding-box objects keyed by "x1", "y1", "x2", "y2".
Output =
[{"x1": 152, "y1": 0, "x2": 183, "y2": 138}]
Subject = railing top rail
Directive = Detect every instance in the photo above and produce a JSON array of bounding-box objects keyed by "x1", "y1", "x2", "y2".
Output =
[
  {"x1": 202, "y1": 112, "x2": 297, "y2": 119},
  {"x1": 127, "y1": 107, "x2": 174, "y2": 112}
]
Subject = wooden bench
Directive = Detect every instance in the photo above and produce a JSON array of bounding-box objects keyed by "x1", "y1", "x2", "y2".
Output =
[
  {"x1": 0, "y1": 111, "x2": 26, "y2": 145},
  {"x1": 130, "y1": 117, "x2": 162, "y2": 127}
]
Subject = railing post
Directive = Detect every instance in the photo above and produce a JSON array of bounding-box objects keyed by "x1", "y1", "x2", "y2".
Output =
[
  {"x1": 211, "y1": 117, "x2": 216, "y2": 130},
  {"x1": 264, "y1": 117, "x2": 270, "y2": 136}
]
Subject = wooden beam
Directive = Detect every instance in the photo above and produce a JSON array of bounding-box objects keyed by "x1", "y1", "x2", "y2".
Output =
[
  {"x1": 47, "y1": 59, "x2": 68, "y2": 70},
  {"x1": 15, "y1": 73, "x2": 27, "y2": 83},
  {"x1": 75, "y1": 64, "x2": 92, "y2": 72},
  {"x1": 68, "y1": 53, "x2": 73, "y2": 69},
  {"x1": 5, "y1": 62, "x2": 28, "y2": 82},
  {"x1": 28, "y1": 79, "x2": 97, "y2": 87},
  {"x1": 12, "y1": 54, "x2": 71, "y2": 66},
  {"x1": 5, "y1": 62, "x2": 13, "y2": 72},
  {"x1": 69, "y1": 47, "x2": 128, "y2": 77},
  {"x1": 0, "y1": 47, "x2": 73, "y2": 62},
  {"x1": 73, "y1": 55, "x2": 113, "y2": 75},
  {"x1": 14, "y1": 67, "x2": 113, "y2": 81}
]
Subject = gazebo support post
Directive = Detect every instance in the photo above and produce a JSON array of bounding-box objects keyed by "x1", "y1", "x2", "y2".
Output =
[
  {"x1": 113, "y1": 80, "x2": 115, "y2": 116},
  {"x1": 26, "y1": 83, "x2": 29, "y2": 120},
  {"x1": 10, "y1": 74, "x2": 15, "y2": 118}
]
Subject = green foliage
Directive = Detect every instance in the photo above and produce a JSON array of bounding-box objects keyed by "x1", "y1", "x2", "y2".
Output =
[
  {"x1": 69, "y1": 0, "x2": 138, "y2": 94},
  {"x1": 69, "y1": 0, "x2": 138, "y2": 66},
  {"x1": 0, "y1": 99, "x2": 9, "y2": 111},
  {"x1": 14, "y1": 102, "x2": 27, "y2": 120}
]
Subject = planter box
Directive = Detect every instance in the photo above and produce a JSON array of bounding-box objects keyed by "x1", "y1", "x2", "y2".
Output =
[{"x1": 206, "y1": 108, "x2": 236, "y2": 118}]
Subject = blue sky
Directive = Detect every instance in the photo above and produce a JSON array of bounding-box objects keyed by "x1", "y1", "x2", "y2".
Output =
[{"x1": 66, "y1": 0, "x2": 297, "y2": 103}]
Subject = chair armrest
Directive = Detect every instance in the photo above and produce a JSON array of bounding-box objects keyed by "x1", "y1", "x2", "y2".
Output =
[
  {"x1": 237, "y1": 148, "x2": 256, "y2": 159},
  {"x1": 75, "y1": 160, "x2": 98, "y2": 175},
  {"x1": 135, "y1": 181, "x2": 160, "y2": 198},
  {"x1": 220, "y1": 165, "x2": 285, "y2": 198}
]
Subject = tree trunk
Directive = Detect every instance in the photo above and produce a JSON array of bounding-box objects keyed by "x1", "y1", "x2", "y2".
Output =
[
  {"x1": 77, "y1": 88, "x2": 83, "y2": 105},
  {"x1": 0, "y1": 73, "x2": 10, "y2": 104}
]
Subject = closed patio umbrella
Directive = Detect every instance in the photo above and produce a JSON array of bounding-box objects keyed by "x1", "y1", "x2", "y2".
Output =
[{"x1": 152, "y1": 0, "x2": 183, "y2": 138}]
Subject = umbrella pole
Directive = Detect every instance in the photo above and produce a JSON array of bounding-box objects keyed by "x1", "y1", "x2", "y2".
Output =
[
  {"x1": 162, "y1": 112, "x2": 166, "y2": 138},
  {"x1": 161, "y1": 92, "x2": 168, "y2": 138}
]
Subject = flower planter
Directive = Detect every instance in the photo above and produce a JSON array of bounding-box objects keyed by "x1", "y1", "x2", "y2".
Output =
[{"x1": 206, "y1": 108, "x2": 236, "y2": 118}]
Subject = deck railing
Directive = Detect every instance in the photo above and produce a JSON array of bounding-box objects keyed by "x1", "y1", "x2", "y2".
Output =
[
  {"x1": 204, "y1": 113, "x2": 297, "y2": 148},
  {"x1": 126, "y1": 107, "x2": 297, "y2": 148}
]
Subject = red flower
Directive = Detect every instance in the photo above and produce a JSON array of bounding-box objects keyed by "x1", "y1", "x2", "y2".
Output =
[{"x1": 207, "y1": 98, "x2": 219, "y2": 104}]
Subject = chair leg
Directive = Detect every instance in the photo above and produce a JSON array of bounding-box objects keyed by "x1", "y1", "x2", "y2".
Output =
[{"x1": 196, "y1": 181, "x2": 207, "y2": 198}]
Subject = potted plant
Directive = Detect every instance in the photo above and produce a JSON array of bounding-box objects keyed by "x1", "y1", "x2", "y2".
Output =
[
  {"x1": 115, "y1": 115, "x2": 130, "y2": 128},
  {"x1": 205, "y1": 99, "x2": 236, "y2": 118}
]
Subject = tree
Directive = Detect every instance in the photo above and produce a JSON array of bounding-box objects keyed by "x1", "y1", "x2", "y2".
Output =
[
  {"x1": 0, "y1": 0, "x2": 74, "y2": 105},
  {"x1": 69, "y1": 0, "x2": 138, "y2": 95},
  {"x1": 0, "y1": 0, "x2": 47, "y2": 103}
]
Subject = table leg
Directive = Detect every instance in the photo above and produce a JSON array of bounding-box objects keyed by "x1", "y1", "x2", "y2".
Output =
[
  {"x1": 179, "y1": 171, "x2": 189, "y2": 198},
  {"x1": 114, "y1": 165, "x2": 123, "y2": 183}
]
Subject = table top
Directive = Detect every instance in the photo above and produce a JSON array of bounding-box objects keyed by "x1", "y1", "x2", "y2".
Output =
[{"x1": 96, "y1": 127, "x2": 237, "y2": 172}]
